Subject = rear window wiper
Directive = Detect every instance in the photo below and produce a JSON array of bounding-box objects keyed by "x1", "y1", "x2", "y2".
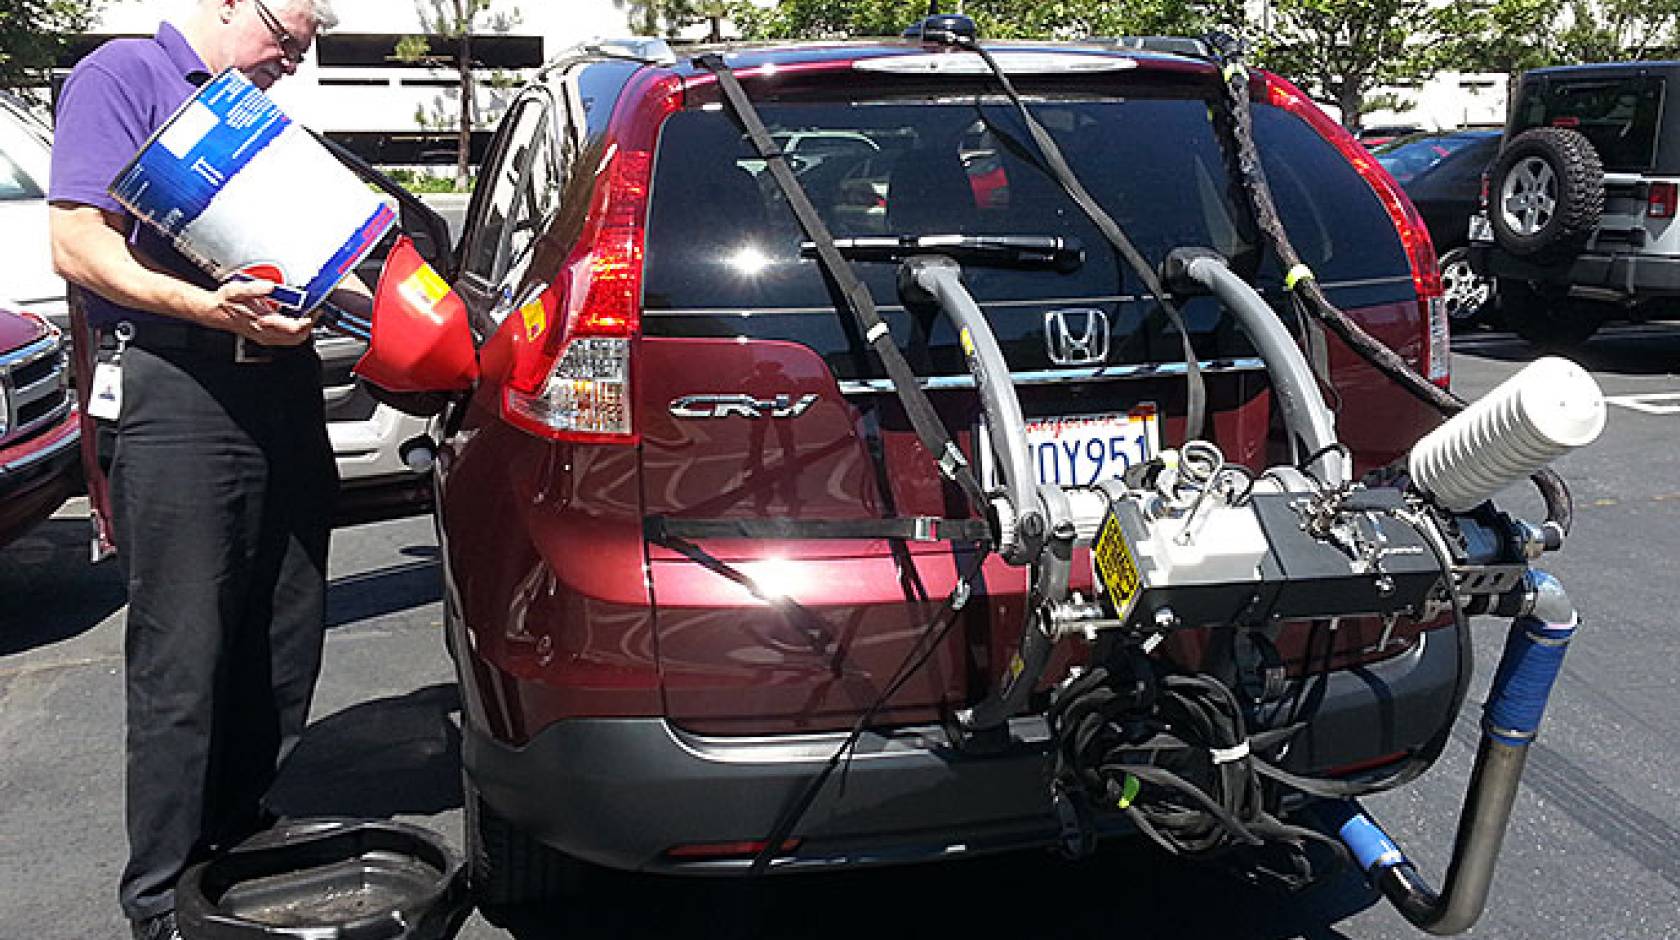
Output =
[{"x1": 798, "y1": 234, "x2": 1084, "y2": 272}]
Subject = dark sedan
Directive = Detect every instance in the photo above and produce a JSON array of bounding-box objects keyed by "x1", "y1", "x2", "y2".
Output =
[{"x1": 1377, "y1": 129, "x2": 1502, "y2": 327}]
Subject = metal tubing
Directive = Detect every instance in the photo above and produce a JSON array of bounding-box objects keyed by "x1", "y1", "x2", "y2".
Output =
[
  {"x1": 955, "y1": 613, "x2": 1054, "y2": 732},
  {"x1": 1363, "y1": 739, "x2": 1530, "y2": 935},
  {"x1": 896, "y1": 256, "x2": 1076, "y2": 732},
  {"x1": 1178, "y1": 255, "x2": 1346, "y2": 483},
  {"x1": 1327, "y1": 575, "x2": 1576, "y2": 935},
  {"x1": 902, "y1": 256, "x2": 1040, "y2": 561},
  {"x1": 1526, "y1": 569, "x2": 1575, "y2": 625}
]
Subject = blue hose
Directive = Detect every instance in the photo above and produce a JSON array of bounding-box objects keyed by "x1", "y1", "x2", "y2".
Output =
[
  {"x1": 1484, "y1": 572, "x2": 1577, "y2": 746},
  {"x1": 1317, "y1": 571, "x2": 1579, "y2": 934}
]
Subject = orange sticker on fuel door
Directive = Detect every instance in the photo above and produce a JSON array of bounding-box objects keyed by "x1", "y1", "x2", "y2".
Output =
[{"x1": 1093, "y1": 512, "x2": 1141, "y2": 617}]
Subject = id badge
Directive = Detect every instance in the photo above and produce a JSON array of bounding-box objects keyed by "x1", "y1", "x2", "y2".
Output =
[{"x1": 88, "y1": 361, "x2": 122, "y2": 421}]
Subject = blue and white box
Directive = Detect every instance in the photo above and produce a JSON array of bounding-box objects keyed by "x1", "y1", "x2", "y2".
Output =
[{"x1": 110, "y1": 68, "x2": 395, "y2": 314}]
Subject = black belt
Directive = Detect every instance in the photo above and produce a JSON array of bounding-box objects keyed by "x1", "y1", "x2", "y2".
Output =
[{"x1": 100, "y1": 319, "x2": 307, "y2": 364}]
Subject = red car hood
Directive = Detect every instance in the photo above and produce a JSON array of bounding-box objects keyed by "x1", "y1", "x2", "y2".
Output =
[{"x1": 0, "y1": 303, "x2": 49, "y2": 352}]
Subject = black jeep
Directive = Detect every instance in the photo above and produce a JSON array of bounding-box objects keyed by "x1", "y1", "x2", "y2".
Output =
[{"x1": 1469, "y1": 61, "x2": 1680, "y2": 346}]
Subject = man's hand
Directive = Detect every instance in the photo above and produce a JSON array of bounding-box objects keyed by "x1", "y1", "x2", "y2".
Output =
[{"x1": 200, "y1": 280, "x2": 318, "y2": 347}]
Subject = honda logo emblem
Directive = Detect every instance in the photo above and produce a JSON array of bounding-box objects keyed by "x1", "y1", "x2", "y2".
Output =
[{"x1": 1044, "y1": 308, "x2": 1110, "y2": 365}]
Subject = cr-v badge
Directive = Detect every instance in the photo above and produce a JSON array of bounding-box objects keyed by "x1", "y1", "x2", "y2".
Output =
[
  {"x1": 1045, "y1": 308, "x2": 1110, "y2": 365},
  {"x1": 669, "y1": 393, "x2": 819, "y2": 419}
]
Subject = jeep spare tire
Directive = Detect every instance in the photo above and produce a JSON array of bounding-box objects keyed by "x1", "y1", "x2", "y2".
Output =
[{"x1": 1489, "y1": 127, "x2": 1603, "y2": 257}]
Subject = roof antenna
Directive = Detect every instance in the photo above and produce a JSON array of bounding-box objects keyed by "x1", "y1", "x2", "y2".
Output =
[{"x1": 905, "y1": 0, "x2": 975, "y2": 43}]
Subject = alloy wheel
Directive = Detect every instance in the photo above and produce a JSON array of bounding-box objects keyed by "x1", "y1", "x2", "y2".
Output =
[
  {"x1": 1500, "y1": 156, "x2": 1557, "y2": 236},
  {"x1": 1439, "y1": 248, "x2": 1494, "y2": 324}
]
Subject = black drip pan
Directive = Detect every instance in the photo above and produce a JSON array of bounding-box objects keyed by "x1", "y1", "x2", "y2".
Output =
[{"x1": 177, "y1": 819, "x2": 468, "y2": 939}]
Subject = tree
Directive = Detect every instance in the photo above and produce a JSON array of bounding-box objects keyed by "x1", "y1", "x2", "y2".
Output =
[
  {"x1": 615, "y1": 0, "x2": 735, "y2": 40},
  {"x1": 1557, "y1": 0, "x2": 1680, "y2": 62},
  {"x1": 0, "y1": 0, "x2": 100, "y2": 101},
  {"x1": 1432, "y1": 0, "x2": 1564, "y2": 101},
  {"x1": 616, "y1": 0, "x2": 693, "y2": 36},
  {"x1": 396, "y1": 0, "x2": 521, "y2": 190},
  {"x1": 733, "y1": 0, "x2": 1246, "y2": 42},
  {"x1": 1257, "y1": 0, "x2": 1441, "y2": 130}
]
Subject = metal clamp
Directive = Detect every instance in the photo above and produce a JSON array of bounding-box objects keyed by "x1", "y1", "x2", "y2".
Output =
[{"x1": 111, "y1": 320, "x2": 136, "y2": 363}]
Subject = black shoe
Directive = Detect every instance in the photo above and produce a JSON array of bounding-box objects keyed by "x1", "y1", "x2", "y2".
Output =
[{"x1": 130, "y1": 911, "x2": 181, "y2": 940}]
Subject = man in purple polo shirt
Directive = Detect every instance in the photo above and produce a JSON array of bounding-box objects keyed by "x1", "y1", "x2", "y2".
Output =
[{"x1": 48, "y1": 3, "x2": 349, "y2": 938}]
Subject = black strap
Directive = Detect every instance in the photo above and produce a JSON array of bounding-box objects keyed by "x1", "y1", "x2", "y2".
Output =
[
  {"x1": 1204, "y1": 42, "x2": 1449, "y2": 418},
  {"x1": 1201, "y1": 36, "x2": 1575, "y2": 532},
  {"x1": 647, "y1": 515, "x2": 993, "y2": 544},
  {"x1": 746, "y1": 546, "x2": 989, "y2": 874},
  {"x1": 959, "y1": 42, "x2": 1207, "y2": 443},
  {"x1": 697, "y1": 54, "x2": 988, "y2": 507}
]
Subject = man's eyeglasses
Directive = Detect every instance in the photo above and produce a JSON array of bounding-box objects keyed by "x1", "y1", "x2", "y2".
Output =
[{"x1": 252, "y1": 0, "x2": 305, "y2": 66}]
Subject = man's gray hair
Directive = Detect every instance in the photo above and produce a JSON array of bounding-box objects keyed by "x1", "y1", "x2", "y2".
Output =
[{"x1": 279, "y1": 0, "x2": 340, "y2": 30}]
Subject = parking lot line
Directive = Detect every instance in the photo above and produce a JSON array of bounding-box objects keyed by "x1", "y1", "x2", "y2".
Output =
[{"x1": 1605, "y1": 393, "x2": 1680, "y2": 415}]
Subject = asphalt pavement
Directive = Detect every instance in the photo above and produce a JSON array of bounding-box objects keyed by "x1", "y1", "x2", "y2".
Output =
[{"x1": 3, "y1": 324, "x2": 1678, "y2": 939}]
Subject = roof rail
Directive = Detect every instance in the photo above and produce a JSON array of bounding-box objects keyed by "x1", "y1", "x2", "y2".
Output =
[
  {"x1": 1099, "y1": 36, "x2": 1212, "y2": 58},
  {"x1": 541, "y1": 36, "x2": 677, "y2": 76},
  {"x1": 584, "y1": 37, "x2": 678, "y2": 66}
]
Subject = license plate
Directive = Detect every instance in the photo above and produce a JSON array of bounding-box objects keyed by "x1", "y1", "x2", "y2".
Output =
[
  {"x1": 1468, "y1": 212, "x2": 1493, "y2": 244},
  {"x1": 981, "y1": 407, "x2": 1160, "y2": 489}
]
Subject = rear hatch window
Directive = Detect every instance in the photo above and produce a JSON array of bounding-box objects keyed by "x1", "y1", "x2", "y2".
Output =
[
  {"x1": 1512, "y1": 74, "x2": 1665, "y2": 172},
  {"x1": 642, "y1": 84, "x2": 1412, "y2": 380}
]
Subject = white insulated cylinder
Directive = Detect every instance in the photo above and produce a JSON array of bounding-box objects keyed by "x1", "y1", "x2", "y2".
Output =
[{"x1": 1409, "y1": 357, "x2": 1606, "y2": 511}]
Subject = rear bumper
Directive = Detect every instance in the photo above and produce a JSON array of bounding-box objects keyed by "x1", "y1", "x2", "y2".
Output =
[
  {"x1": 1470, "y1": 242, "x2": 1680, "y2": 296},
  {"x1": 465, "y1": 626, "x2": 1461, "y2": 874}
]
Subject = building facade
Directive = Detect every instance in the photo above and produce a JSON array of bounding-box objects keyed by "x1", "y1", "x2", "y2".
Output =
[{"x1": 68, "y1": 0, "x2": 646, "y2": 164}]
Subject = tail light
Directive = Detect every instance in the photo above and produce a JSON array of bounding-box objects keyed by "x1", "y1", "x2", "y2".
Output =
[
  {"x1": 1263, "y1": 75, "x2": 1450, "y2": 389},
  {"x1": 664, "y1": 838, "x2": 801, "y2": 860},
  {"x1": 501, "y1": 70, "x2": 683, "y2": 442},
  {"x1": 503, "y1": 336, "x2": 636, "y2": 441},
  {"x1": 1649, "y1": 181, "x2": 1678, "y2": 219}
]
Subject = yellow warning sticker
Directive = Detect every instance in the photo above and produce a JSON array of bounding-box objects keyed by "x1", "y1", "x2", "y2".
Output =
[
  {"x1": 519, "y1": 297, "x2": 547, "y2": 342},
  {"x1": 960, "y1": 327, "x2": 975, "y2": 356},
  {"x1": 397, "y1": 263, "x2": 450, "y2": 316},
  {"x1": 394, "y1": 261, "x2": 443, "y2": 302},
  {"x1": 1092, "y1": 512, "x2": 1142, "y2": 618}
]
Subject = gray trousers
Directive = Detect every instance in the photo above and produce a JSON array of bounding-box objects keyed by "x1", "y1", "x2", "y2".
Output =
[{"x1": 106, "y1": 342, "x2": 337, "y2": 921}]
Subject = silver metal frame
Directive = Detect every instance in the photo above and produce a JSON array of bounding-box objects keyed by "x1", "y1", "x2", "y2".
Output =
[{"x1": 836, "y1": 357, "x2": 1266, "y2": 395}]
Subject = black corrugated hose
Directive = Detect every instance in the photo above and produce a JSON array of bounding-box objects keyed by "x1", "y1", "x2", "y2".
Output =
[{"x1": 1200, "y1": 33, "x2": 1573, "y2": 535}]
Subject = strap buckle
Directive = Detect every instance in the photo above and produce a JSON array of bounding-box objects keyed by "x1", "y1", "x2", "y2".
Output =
[{"x1": 938, "y1": 442, "x2": 969, "y2": 480}]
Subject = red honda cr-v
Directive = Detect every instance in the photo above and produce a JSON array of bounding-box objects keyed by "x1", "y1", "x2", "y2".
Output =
[{"x1": 432, "y1": 32, "x2": 1454, "y2": 905}]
